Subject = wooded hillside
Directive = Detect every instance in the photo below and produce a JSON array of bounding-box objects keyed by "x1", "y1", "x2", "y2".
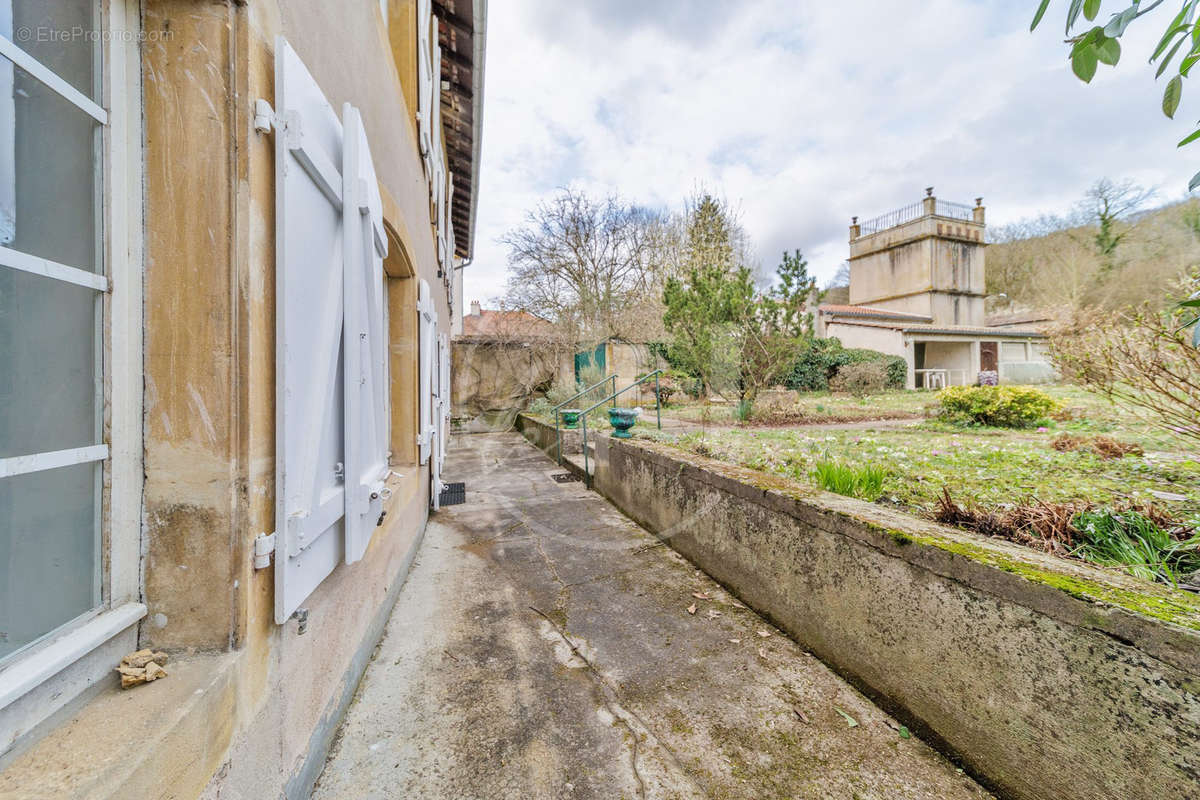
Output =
[{"x1": 987, "y1": 184, "x2": 1200, "y2": 316}]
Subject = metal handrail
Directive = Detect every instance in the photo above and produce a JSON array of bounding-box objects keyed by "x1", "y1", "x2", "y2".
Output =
[
  {"x1": 554, "y1": 374, "x2": 617, "y2": 465},
  {"x1": 579, "y1": 370, "x2": 663, "y2": 486}
]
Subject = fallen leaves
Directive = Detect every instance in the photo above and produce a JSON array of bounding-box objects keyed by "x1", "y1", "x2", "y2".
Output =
[
  {"x1": 756, "y1": 629, "x2": 771, "y2": 638},
  {"x1": 835, "y1": 707, "x2": 859, "y2": 728},
  {"x1": 686, "y1": 603, "x2": 697, "y2": 615},
  {"x1": 793, "y1": 707, "x2": 810, "y2": 724},
  {"x1": 691, "y1": 591, "x2": 712, "y2": 600}
]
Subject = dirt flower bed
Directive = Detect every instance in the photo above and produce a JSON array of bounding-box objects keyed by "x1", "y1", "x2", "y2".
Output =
[
  {"x1": 1051, "y1": 432, "x2": 1144, "y2": 459},
  {"x1": 934, "y1": 490, "x2": 1199, "y2": 588}
]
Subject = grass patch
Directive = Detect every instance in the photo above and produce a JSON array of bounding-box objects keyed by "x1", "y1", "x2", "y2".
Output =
[
  {"x1": 1073, "y1": 509, "x2": 1200, "y2": 586},
  {"x1": 812, "y1": 459, "x2": 885, "y2": 500},
  {"x1": 934, "y1": 490, "x2": 1200, "y2": 588}
]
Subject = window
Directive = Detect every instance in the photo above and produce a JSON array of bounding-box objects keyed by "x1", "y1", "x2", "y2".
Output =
[
  {"x1": 0, "y1": 0, "x2": 107, "y2": 664},
  {"x1": 1001, "y1": 341, "x2": 1028, "y2": 363},
  {"x1": 0, "y1": 0, "x2": 143, "y2": 735}
]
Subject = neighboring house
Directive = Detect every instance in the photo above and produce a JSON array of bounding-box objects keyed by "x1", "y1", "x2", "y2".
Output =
[
  {"x1": 816, "y1": 190, "x2": 1055, "y2": 388},
  {"x1": 460, "y1": 300, "x2": 557, "y2": 338},
  {"x1": 452, "y1": 304, "x2": 567, "y2": 430},
  {"x1": 0, "y1": 1, "x2": 485, "y2": 797}
]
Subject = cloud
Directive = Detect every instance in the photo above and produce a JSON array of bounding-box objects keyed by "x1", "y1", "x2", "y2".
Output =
[{"x1": 465, "y1": 2, "x2": 1194, "y2": 306}]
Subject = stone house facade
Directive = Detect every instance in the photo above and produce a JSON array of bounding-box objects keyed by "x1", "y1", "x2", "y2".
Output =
[
  {"x1": 816, "y1": 190, "x2": 1055, "y2": 388},
  {"x1": 0, "y1": 1, "x2": 485, "y2": 796}
]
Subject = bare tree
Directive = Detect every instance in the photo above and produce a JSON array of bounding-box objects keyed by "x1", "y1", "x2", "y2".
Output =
[
  {"x1": 1051, "y1": 275, "x2": 1200, "y2": 443},
  {"x1": 501, "y1": 188, "x2": 669, "y2": 345},
  {"x1": 1078, "y1": 178, "x2": 1157, "y2": 272},
  {"x1": 821, "y1": 261, "x2": 851, "y2": 305},
  {"x1": 826, "y1": 261, "x2": 850, "y2": 288}
]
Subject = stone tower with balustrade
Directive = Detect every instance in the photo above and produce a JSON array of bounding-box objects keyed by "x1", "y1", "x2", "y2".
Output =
[{"x1": 847, "y1": 188, "x2": 987, "y2": 327}]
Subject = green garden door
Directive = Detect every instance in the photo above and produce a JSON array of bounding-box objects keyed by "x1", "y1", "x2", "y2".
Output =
[{"x1": 574, "y1": 343, "x2": 606, "y2": 382}]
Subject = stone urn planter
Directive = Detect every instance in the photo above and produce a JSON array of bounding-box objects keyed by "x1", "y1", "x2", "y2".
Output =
[
  {"x1": 561, "y1": 409, "x2": 581, "y2": 429},
  {"x1": 608, "y1": 407, "x2": 639, "y2": 439}
]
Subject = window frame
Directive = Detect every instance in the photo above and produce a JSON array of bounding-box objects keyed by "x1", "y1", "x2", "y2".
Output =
[{"x1": 0, "y1": 0, "x2": 145, "y2": 740}]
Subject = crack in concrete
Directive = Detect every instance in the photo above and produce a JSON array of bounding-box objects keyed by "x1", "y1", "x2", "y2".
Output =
[
  {"x1": 529, "y1": 521, "x2": 572, "y2": 618},
  {"x1": 530, "y1": 606, "x2": 647, "y2": 799},
  {"x1": 529, "y1": 606, "x2": 712, "y2": 800}
]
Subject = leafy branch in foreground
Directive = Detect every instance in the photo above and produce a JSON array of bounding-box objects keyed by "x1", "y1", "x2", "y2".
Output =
[{"x1": 1032, "y1": 1, "x2": 1200, "y2": 188}]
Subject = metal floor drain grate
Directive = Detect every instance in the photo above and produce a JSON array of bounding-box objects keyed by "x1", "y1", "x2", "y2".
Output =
[
  {"x1": 438, "y1": 482, "x2": 466, "y2": 505},
  {"x1": 551, "y1": 472, "x2": 581, "y2": 483}
]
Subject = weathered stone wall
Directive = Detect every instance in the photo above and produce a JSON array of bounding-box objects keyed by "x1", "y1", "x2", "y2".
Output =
[
  {"x1": 451, "y1": 338, "x2": 569, "y2": 431},
  {"x1": 561, "y1": 428, "x2": 1200, "y2": 800},
  {"x1": 606, "y1": 341, "x2": 661, "y2": 394},
  {"x1": 2, "y1": 2, "x2": 454, "y2": 798}
]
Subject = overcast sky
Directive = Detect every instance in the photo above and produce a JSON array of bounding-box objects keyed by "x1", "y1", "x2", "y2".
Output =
[{"x1": 463, "y1": 1, "x2": 1196, "y2": 307}]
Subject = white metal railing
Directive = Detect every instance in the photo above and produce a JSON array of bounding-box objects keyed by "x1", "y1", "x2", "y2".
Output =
[{"x1": 914, "y1": 368, "x2": 969, "y2": 389}]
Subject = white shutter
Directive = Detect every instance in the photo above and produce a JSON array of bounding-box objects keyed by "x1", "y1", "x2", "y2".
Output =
[
  {"x1": 274, "y1": 38, "x2": 347, "y2": 624},
  {"x1": 417, "y1": 280, "x2": 433, "y2": 465},
  {"x1": 430, "y1": 327, "x2": 443, "y2": 510},
  {"x1": 416, "y1": 0, "x2": 433, "y2": 167},
  {"x1": 341, "y1": 104, "x2": 390, "y2": 564},
  {"x1": 445, "y1": 172, "x2": 455, "y2": 264},
  {"x1": 439, "y1": 332, "x2": 450, "y2": 461}
]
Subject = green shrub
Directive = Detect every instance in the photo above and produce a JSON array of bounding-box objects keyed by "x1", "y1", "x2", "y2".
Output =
[
  {"x1": 1072, "y1": 509, "x2": 1200, "y2": 586},
  {"x1": 785, "y1": 338, "x2": 846, "y2": 391},
  {"x1": 812, "y1": 459, "x2": 886, "y2": 500},
  {"x1": 841, "y1": 348, "x2": 906, "y2": 388},
  {"x1": 829, "y1": 362, "x2": 890, "y2": 396},
  {"x1": 528, "y1": 397, "x2": 553, "y2": 417},
  {"x1": 785, "y1": 339, "x2": 905, "y2": 391},
  {"x1": 937, "y1": 385, "x2": 1058, "y2": 428},
  {"x1": 543, "y1": 380, "x2": 577, "y2": 407}
]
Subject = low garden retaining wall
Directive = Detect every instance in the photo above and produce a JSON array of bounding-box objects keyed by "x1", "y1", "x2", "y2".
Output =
[
  {"x1": 514, "y1": 413, "x2": 581, "y2": 459},
  {"x1": 517, "y1": 415, "x2": 1200, "y2": 800}
]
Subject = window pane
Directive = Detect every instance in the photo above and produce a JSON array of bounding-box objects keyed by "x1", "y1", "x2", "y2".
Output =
[
  {"x1": 9, "y1": 0, "x2": 100, "y2": 102},
  {"x1": 0, "y1": 61, "x2": 99, "y2": 271},
  {"x1": 0, "y1": 461, "x2": 100, "y2": 662},
  {"x1": 1001, "y1": 342, "x2": 1026, "y2": 362},
  {"x1": 0, "y1": 268, "x2": 99, "y2": 458}
]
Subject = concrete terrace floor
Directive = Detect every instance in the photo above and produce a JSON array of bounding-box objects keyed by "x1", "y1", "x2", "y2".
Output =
[{"x1": 312, "y1": 433, "x2": 990, "y2": 800}]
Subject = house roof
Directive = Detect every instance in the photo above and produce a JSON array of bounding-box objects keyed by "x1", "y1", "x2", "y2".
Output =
[
  {"x1": 900, "y1": 323, "x2": 1046, "y2": 338},
  {"x1": 460, "y1": 308, "x2": 555, "y2": 339},
  {"x1": 818, "y1": 304, "x2": 933, "y2": 322},
  {"x1": 433, "y1": 0, "x2": 486, "y2": 259},
  {"x1": 985, "y1": 310, "x2": 1053, "y2": 328},
  {"x1": 824, "y1": 317, "x2": 1045, "y2": 338}
]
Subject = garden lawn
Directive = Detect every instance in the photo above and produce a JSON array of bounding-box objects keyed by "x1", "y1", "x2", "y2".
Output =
[
  {"x1": 661, "y1": 389, "x2": 931, "y2": 425},
  {"x1": 643, "y1": 420, "x2": 1200, "y2": 526}
]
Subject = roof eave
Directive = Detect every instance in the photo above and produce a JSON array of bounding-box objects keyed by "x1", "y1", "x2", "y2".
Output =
[{"x1": 464, "y1": 0, "x2": 487, "y2": 261}]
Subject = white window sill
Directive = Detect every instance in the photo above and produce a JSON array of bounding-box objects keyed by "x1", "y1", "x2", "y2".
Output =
[{"x1": 0, "y1": 602, "x2": 146, "y2": 710}]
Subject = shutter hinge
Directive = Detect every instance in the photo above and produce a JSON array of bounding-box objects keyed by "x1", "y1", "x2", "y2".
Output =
[
  {"x1": 253, "y1": 531, "x2": 276, "y2": 569},
  {"x1": 253, "y1": 98, "x2": 276, "y2": 134}
]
